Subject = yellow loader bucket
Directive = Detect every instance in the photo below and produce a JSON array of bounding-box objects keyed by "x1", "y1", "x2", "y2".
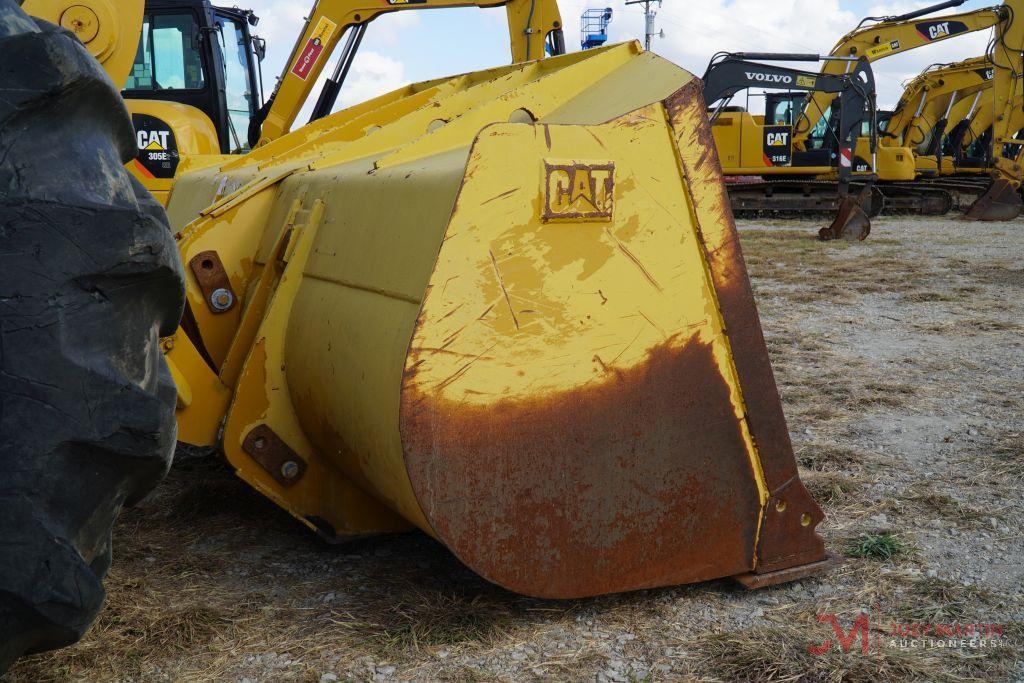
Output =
[{"x1": 165, "y1": 43, "x2": 829, "y2": 598}]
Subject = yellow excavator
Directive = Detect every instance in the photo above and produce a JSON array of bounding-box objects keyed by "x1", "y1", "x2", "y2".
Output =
[
  {"x1": 880, "y1": 56, "x2": 999, "y2": 207},
  {"x1": 26, "y1": 0, "x2": 565, "y2": 204},
  {"x1": 882, "y1": 56, "x2": 993, "y2": 175},
  {"x1": 24, "y1": 0, "x2": 263, "y2": 203},
  {"x1": 798, "y1": 0, "x2": 1024, "y2": 220},
  {"x1": 4, "y1": 0, "x2": 832, "y2": 670}
]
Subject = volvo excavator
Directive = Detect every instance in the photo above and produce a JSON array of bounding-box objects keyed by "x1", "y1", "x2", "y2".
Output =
[
  {"x1": 2, "y1": 0, "x2": 831, "y2": 671},
  {"x1": 702, "y1": 52, "x2": 880, "y2": 240},
  {"x1": 797, "y1": 0, "x2": 1024, "y2": 220}
]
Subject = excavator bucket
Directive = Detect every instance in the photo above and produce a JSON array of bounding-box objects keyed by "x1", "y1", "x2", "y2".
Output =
[
  {"x1": 963, "y1": 177, "x2": 1023, "y2": 221},
  {"x1": 820, "y1": 184, "x2": 873, "y2": 241},
  {"x1": 165, "y1": 43, "x2": 830, "y2": 598}
]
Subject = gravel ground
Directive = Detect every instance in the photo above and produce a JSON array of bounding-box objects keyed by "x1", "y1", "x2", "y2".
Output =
[{"x1": 7, "y1": 215, "x2": 1023, "y2": 682}]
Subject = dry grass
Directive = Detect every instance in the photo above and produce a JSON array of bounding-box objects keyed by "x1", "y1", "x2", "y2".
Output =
[
  {"x1": 8, "y1": 219, "x2": 1023, "y2": 682},
  {"x1": 692, "y1": 616, "x2": 1021, "y2": 683},
  {"x1": 795, "y1": 443, "x2": 873, "y2": 473},
  {"x1": 693, "y1": 620, "x2": 950, "y2": 682},
  {"x1": 887, "y1": 492, "x2": 993, "y2": 530},
  {"x1": 890, "y1": 578, "x2": 995, "y2": 624}
]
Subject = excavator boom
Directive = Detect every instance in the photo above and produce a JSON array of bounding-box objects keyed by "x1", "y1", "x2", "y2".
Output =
[
  {"x1": 799, "y1": 0, "x2": 1024, "y2": 220},
  {"x1": 796, "y1": 0, "x2": 1003, "y2": 145},
  {"x1": 251, "y1": 0, "x2": 565, "y2": 145}
]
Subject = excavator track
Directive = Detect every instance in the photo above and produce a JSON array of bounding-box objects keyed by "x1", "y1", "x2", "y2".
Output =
[
  {"x1": 917, "y1": 176, "x2": 994, "y2": 210},
  {"x1": 875, "y1": 183, "x2": 956, "y2": 215},
  {"x1": 725, "y1": 179, "x2": 884, "y2": 218}
]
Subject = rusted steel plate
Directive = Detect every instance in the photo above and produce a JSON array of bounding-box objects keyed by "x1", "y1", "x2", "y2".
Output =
[
  {"x1": 242, "y1": 424, "x2": 307, "y2": 487},
  {"x1": 401, "y1": 336, "x2": 762, "y2": 599},
  {"x1": 735, "y1": 553, "x2": 840, "y2": 590},
  {"x1": 665, "y1": 79, "x2": 827, "y2": 575}
]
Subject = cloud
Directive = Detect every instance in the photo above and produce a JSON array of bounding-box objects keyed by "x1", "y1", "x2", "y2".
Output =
[
  {"x1": 338, "y1": 51, "x2": 408, "y2": 108},
  {"x1": 566, "y1": 0, "x2": 993, "y2": 107},
  {"x1": 244, "y1": 0, "x2": 996, "y2": 120}
]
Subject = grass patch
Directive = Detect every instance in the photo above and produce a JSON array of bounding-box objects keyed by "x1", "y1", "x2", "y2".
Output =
[
  {"x1": 694, "y1": 621, "x2": 947, "y2": 682},
  {"x1": 796, "y1": 443, "x2": 870, "y2": 472},
  {"x1": 803, "y1": 472, "x2": 861, "y2": 508},
  {"x1": 844, "y1": 533, "x2": 906, "y2": 562},
  {"x1": 989, "y1": 432, "x2": 1024, "y2": 481}
]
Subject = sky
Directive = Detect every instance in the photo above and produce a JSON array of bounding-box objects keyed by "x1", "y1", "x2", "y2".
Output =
[{"x1": 242, "y1": 0, "x2": 997, "y2": 124}]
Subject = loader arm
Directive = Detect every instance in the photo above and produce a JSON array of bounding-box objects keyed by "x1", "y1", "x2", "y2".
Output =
[
  {"x1": 20, "y1": 0, "x2": 143, "y2": 87},
  {"x1": 794, "y1": 0, "x2": 1006, "y2": 148},
  {"x1": 251, "y1": 0, "x2": 565, "y2": 146}
]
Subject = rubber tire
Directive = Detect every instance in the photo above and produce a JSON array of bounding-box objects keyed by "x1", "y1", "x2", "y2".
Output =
[{"x1": 0, "y1": 2, "x2": 185, "y2": 673}]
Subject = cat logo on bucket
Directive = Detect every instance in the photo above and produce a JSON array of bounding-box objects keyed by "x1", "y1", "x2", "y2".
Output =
[{"x1": 543, "y1": 161, "x2": 615, "y2": 221}]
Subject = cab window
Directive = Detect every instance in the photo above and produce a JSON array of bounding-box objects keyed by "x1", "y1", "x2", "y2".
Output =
[
  {"x1": 215, "y1": 13, "x2": 256, "y2": 152},
  {"x1": 807, "y1": 106, "x2": 832, "y2": 150},
  {"x1": 126, "y1": 13, "x2": 206, "y2": 91},
  {"x1": 766, "y1": 97, "x2": 797, "y2": 126}
]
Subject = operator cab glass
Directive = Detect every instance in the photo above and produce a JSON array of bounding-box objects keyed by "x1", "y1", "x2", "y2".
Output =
[
  {"x1": 125, "y1": 14, "x2": 206, "y2": 90},
  {"x1": 121, "y1": 2, "x2": 264, "y2": 156},
  {"x1": 214, "y1": 11, "x2": 261, "y2": 153},
  {"x1": 765, "y1": 93, "x2": 803, "y2": 126}
]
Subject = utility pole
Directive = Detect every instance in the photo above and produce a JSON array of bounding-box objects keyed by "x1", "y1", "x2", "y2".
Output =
[{"x1": 625, "y1": 0, "x2": 663, "y2": 51}]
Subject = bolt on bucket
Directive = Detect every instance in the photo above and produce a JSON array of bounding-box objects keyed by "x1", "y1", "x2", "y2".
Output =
[{"x1": 165, "y1": 43, "x2": 831, "y2": 598}]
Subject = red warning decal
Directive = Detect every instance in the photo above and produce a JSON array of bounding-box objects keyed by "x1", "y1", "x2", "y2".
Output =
[{"x1": 290, "y1": 17, "x2": 337, "y2": 80}]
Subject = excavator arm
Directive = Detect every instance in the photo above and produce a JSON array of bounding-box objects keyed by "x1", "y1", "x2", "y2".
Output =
[
  {"x1": 795, "y1": 0, "x2": 1005, "y2": 146},
  {"x1": 250, "y1": 0, "x2": 565, "y2": 146},
  {"x1": 884, "y1": 56, "x2": 993, "y2": 152},
  {"x1": 703, "y1": 53, "x2": 862, "y2": 105}
]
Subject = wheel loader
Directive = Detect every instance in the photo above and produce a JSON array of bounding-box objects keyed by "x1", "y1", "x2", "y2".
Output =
[
  {"x1": 796, "y1": 0, "x2": 1024, "y2": 220},
  {"x1": 2, "y1": 0, "x2": 833, "y2": 670}
]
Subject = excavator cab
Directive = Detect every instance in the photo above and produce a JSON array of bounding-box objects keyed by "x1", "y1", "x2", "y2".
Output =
[
  {"x1": 118, "y1": 0, "x2": 265, "y2": 202},
  {"x1": 123, "y1": 1, "x2": 263, "y2": 154}
]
